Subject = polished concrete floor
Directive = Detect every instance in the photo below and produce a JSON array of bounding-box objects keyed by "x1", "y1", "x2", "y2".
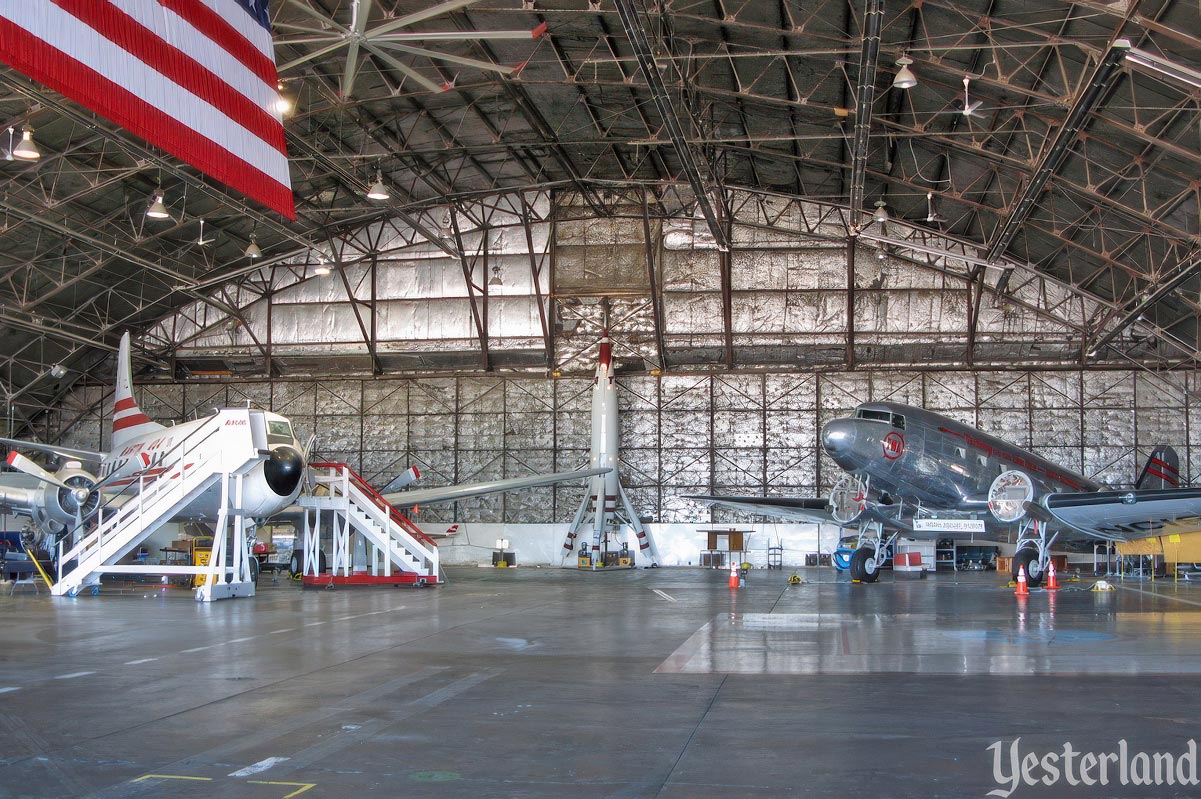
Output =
[{"x1": 3, "y1": 567, "x2": 1201, "y2": 797}]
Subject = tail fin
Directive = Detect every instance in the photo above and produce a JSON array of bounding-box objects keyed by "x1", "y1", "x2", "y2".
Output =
[
  {"x1": 111, "y1": 332, "x2": 164, "y2": 449},
  {"x1": 1136, "y1": 445, "x2": 1181, "y2": 490}
]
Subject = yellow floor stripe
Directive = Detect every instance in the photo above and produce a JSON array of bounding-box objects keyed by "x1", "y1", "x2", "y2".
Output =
[
  {"x1": 247, "y1": 779, "x2": 317, "y2": 798},
  {"x1": 133, "y1": 774, "x2": 213, "y2": 782}
]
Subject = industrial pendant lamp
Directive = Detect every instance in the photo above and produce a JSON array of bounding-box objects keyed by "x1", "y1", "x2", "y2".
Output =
[
  {"x1": 873, "y1": 199, "x2": 889, "y2": 224},
  {"x1": 488, "y1": 266, "x2": 503, "y2": 287},
  {"x1": 313, "y1": 261, "x2": 332, "y2": 276},
  {"x1": 245, "y1": 234, "x2": 262, "y2": 259},
  {"x1": 12, "y1": 126, "x2": 40, "y2": 160},
  {"x1": 893, "y1": 55, "x2": 917, "y2": 89},
  {"x1": 146, "y1": 192, "x2": 170, "y2": 220},
  {"x1": 367, "y1": 171, "x2": 389, "y2": 200}
]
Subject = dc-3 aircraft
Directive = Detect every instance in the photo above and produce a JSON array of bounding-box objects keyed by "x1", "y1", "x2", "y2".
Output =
[
  {"x1": 0, "y1": 333, "x2": 608, "y2": 559},
  {"x1": 691, "y1": 401, "x2": 1201, "y2": 586}
]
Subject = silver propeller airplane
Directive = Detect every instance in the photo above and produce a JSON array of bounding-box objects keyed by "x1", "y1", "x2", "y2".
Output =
[{"x1": 691, "y1": 401, "x2": 1201, "y2": 585}]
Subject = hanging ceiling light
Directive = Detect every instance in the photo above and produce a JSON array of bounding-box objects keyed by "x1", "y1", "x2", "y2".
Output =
[
  {"x1": 12, "y1": 126, "x2": 40, "y2": 160},
  {"x1": 49, "y1": 363, "x2": 68, "y2": 379},
  {"x1": 367, "y1": 171, "x2": 389, "y2": 200},
  {"x1": 244, "y1": 234, "x2": 262, "y2": 259},
  {"x1": 488, "y1": 265, "x2": 503, "y2": 287},
  {"x1": 275, "y1": 82, "x2": 292, "y2": 114},
  {"x1": 313, "y1": 261, "x2": 332, "y2": 276},
  {"x1": 873, "y1": 199, "x2": 889, "y2": 224},
  {"x1": 893, "y1": 55, "x2": 917, "y2": 90},
  {"x1": 146, "y1": 192, "x2": 170, "y2": 220}
]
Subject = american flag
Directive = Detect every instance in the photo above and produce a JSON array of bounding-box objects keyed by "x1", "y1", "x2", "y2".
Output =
[{"x1": 0, "y1": 0, "x2": 295, "y2": 219}]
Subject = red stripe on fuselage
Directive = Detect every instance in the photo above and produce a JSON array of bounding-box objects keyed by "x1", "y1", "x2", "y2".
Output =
[{"x1": 937, "y1": 426, "x2": 1085, "y2": 491}]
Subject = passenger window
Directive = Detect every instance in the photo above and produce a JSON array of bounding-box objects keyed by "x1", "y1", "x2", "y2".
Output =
[
  {"x1": 955, "y1": 447, "x2": 966, "y2": 459},
  {"x1": 891, "y1": 415, "x2": 905, "y2": 430}
]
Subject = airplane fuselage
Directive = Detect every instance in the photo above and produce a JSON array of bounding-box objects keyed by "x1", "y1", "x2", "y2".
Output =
[{"x1": 821, "y1": 402, "x2": 1103, "y2": 513}]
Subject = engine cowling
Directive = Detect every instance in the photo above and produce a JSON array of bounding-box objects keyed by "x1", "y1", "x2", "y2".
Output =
[
  {"x1": 987, "y1": 470, "x2": 1035, "y2": 523},
  {"x1": 33, "y1": 467, "x2": 100, "y2": 532},
  {"x1": 829, "y1": 475, "x2": 868, "y2": 524}
]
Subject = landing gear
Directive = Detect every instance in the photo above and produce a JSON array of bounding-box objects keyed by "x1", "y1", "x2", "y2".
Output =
[
  {"x1": 850, "y1": 546, "x2": 880, "y2": 583},
  {"x1": 1012, "y1": 519, "x2": 1054, "y2": 587},
  {"x1": 1013, "y1": 547, "x2": 1042, "y2": 587},
  {"x1": 848, "y1": 520, "x2": 895, "y2": 584}
]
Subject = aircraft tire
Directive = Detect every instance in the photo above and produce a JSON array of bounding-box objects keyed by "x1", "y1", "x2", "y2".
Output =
[
  {"x1": 289, "y1": 549, "x2": 327, "y2": 578},
  {"x1": 850, "y1": 547, "x2": 879, "y2": 583},
  {"x1": 1013, "y1": 547, "x2": 1042, "y2": 587}
]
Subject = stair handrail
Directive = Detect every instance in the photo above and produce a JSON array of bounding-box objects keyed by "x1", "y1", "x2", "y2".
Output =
[{"x1": 309, "y1": 462, "x2": 438, "y2": 548}]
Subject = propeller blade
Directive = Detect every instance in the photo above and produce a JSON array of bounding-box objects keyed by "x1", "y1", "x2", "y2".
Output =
[
  {"x1": 6, "y1": 452, "x2": 71, "y2": 490},
  {"x1": 303, "y1": 433, "x2": 317, "y2": 461}
]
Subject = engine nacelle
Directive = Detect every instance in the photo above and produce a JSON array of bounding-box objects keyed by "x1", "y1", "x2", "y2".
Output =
[
  {"x1": 829, "y1": 475, "x2": 868, "y2": 524},
  {"x1": 18, "y1": 466, "x2": 99, "y2": 533},
  {"x1": 987, "y1": 470, "x2": 1035, "y2": 523}
]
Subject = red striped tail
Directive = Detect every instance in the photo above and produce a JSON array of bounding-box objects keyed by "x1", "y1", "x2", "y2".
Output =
[
  {"x1": 1136, "y1": 445, "x2": 1180, "y2": 490},
  {"x1": 111, "y1": 332, "x2": 164, "y2": 449}
]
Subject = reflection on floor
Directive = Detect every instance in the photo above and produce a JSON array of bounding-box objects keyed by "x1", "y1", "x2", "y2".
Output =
[{"x1": 1, "y1": 567, "x2": 1200, "y2": 798}]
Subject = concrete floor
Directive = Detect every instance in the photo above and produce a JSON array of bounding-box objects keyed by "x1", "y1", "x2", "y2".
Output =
[{"x1": 2, "y1": 567, "x2": 1201, "y2": 797}]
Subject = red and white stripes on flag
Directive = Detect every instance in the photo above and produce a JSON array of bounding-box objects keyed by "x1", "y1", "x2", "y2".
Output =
[{"x1": 0, "y1": 0, "x2": 295, "y2": 218}]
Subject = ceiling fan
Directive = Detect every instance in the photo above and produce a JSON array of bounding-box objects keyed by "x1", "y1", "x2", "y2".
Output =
[
  {"x1": 960, "y1": 77, "x2": 984, "y2": 118},
  {"x1": 195, "y1": 218, "x2": 214, "y2": 247}
]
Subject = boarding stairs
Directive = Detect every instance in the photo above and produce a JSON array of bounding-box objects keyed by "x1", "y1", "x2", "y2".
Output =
[
  {"x1": 298, "y1": 463, "x2": 439, "y2": 585},
  {"x1": 52, "y1": 409, "x2": 268, "y2": 600}
]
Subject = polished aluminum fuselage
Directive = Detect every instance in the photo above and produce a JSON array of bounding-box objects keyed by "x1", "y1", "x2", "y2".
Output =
[{"x1": 821, "y1": 402, "x2": 1103, "y2": 511}]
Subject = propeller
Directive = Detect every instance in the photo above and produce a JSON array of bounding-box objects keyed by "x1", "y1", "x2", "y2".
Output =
[
  {"x1": 302, "y1": 434, "x2": 317, "y2": 493},
  {"x1": 6, "y1": 451, "x2": 71, "y2": 490}
]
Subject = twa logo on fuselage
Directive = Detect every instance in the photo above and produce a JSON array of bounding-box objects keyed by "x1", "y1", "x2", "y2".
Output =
[{"x1": 883, "y1": 432, "x2": 905, "y2": 460}]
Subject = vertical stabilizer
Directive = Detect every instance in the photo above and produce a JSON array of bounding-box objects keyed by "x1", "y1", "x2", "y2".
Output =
[
  {"x1": 111, "y1": 333, "x2": 164, "y2": 449},
  {"x1": 1136, "y1": 445, "x2": 1180, "y2": 490}
]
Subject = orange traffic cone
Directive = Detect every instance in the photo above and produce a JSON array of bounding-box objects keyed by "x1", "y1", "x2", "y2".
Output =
[
  {"x1": 728, "y1": 559, "x2": 740, "y2": 589},
  {"x1": 1046, "y1": 561, "x2": 1060, "y2": 590},
  {"x1": 1015, "y1": 566, "x2": 1030, "y2": 597}
]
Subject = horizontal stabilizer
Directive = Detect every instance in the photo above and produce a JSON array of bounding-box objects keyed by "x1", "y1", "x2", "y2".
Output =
[{"x1": 384, "y1": 467, "x2": 610, "y2": 509}]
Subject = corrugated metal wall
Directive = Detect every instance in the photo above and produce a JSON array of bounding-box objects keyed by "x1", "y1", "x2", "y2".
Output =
[{"x1": 47, "y1": 368, "x2": 1200, "y2": 525}]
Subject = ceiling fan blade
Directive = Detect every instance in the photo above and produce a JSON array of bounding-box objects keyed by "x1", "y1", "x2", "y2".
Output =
[{"x1": 6, "y1": 452, "x2": 70, "y2": 489}]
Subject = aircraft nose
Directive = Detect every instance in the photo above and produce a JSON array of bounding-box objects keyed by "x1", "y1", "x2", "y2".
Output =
[
  {"x1": 264, "y1": 446, "x2": 305, "y2": 496},
  {"x1": 821, "y1": 419, "x2": 857, "y2": 458}
]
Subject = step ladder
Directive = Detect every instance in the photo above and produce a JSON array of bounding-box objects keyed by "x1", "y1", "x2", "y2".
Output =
[
  {"x1": 52, "y1": 410, "x2": 268, "y2": 601},
  {"x1": 298, "y1": 463, "x2": 439, "y2": 586}
]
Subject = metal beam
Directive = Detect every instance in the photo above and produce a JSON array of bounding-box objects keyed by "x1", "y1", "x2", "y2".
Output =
[
  {"x1": 1090, "y1": 250, "x2": 1201, "y2": 357},
  {"x1": 847, "y1": 0, "x2": 884, "y2": 228},
  {"x1": 612, "y1": 0, "x2": 729, "y2": 250},
  {"x1": 984, "y1": 41, "x2": 1131, "y2": 263}
]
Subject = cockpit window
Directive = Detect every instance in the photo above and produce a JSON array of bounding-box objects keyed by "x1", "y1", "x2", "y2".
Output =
[
  {"x1": 268, "y1": 421, "x2": 292, "y2": 438},
  {"x1": 856, "y1": 408, "x2": 905, "y2": 430}
]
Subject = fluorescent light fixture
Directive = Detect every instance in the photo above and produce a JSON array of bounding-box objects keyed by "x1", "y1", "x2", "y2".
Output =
[
  {"x1": 12, "y1": 126, "x2": 39, "y2": 160},
  {"x1": 858, "y1": 232, "x2": 1014, "y2": 272},
  {"x1": 244, "y1": 235, "x2": 262, "y2": 259},
  {"x1": 367, "y1": 171, "x2": 389, "y2": 200},
  {"x1": 146, "y1": 192, "x2": 170, "y2": 219},
  {"x1": 1124, "y1": 47, "x2": 1201, "y2": 90},
  {"x1": 893, "y1": 55, "x2": 917, "y2": 89}
]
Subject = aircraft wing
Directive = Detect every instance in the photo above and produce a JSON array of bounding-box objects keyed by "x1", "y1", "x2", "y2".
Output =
[
  {"x1": 384, "y1": 468, "x2": 609, "y2": 509},
  {"x1": 685, "y1": 495, "x2": 835, "y2": 524},
  {"x1": 1041, "y1": 487, "x2": 1201, "y2": 541},
  {"x1": 0, "y1": 437, "x2": 105, "y2": 463}
]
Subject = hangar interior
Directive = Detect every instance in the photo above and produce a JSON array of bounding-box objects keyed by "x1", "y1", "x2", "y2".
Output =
[{"x1": 2, "y1": 0, "x2": 1201, "y2": 796}]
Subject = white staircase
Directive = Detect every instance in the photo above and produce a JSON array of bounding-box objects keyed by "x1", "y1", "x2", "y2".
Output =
[
  {"x1": 52, "y1": 410, "x2": 267, "y2": 600},
  {"x1": 298, "y1": 463, "x2": 439, "y2": 585}
]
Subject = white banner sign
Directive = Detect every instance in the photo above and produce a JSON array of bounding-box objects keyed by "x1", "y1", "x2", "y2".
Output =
[{"x1": 913, "y1": 518, "x2": 986, "y2": 533}]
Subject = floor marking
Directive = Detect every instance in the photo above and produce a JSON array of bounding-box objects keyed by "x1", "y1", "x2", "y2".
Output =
[
  {"x1": 228, "y1": 636, "x2": 256, "y2": 643},
  {"x1": 246, "y1": 780, "x2": 316, "y2": 798},
  {"x1": 229, "y1": 756, "x2": 290, "y2": 776},
  {"x1": 53, "y1": 671, "x2": 94, "y2": 680},
  {"x1": 123, "y1": 658, "x2": 158, "y2": 665},
  {"x1": 133, "y1": 774, "x2": 212, "y2": 782},
  {"x1": 269, "y1": 628, "x2": 294, "y2": 634},
  {"x1": 180, "y1": 645, "x2": 214, "y2": 653},
  {"x1": 0, "y1": 687, "x2": 19, "y2": 694},
  {"x1": 303, "y1": 621, "x2": 326, "y2": 627},
  {"x1": 1118, "y1": 584, "x2": 1201, "y2": 608},
  {"x1": 652, "y1": 589, "x2": 677, "y2": 602}
]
